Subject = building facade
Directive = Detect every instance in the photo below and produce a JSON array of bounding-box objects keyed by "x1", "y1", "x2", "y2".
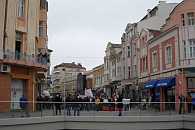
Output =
[
  {"x1": 142, "y1": 0, "x2": 195, "y2": 112},
  {"x1": 52, "y1": 62, "x2": 86, "y2": 95},
  {"x1": 104, "y1": 42, "x2": 122, "y2": 97},
  {"x1": 0, "y1": 0, "x2": 49, "y2": 112}
]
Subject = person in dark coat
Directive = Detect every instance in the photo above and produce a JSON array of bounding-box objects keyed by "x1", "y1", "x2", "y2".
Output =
[
  {"x1": 54, "y1": 94, "x2": 62, "y2": 115},
  {"x1": 117, "y1": 95, "x2": 123, "y2": 116},
  {"x1": 179, "y1": 95, "x2": 185, "y2": 114},
  {"x1": 66, "y1": 95, "x2": 72, "y2": 116},
  {"x1": 20, "y1": 95, "x2": 30, "y2": 117},
  {"x1": 72, "y1": 96, "x2": 81, "y2": 116}
]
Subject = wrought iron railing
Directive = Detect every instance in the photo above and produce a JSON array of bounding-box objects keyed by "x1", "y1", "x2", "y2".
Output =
[{"x1": 2, "y1": 49, "x2": 49, "y2": 66}]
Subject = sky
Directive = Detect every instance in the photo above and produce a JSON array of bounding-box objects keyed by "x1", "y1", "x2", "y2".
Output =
[{"x1": 48, "y1": 0, "x2": 182, "y2": 71}]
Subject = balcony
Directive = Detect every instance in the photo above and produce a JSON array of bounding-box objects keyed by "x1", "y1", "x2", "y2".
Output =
[{"x1": 2, "y1": 50, "x2": 49, "y2": 70}]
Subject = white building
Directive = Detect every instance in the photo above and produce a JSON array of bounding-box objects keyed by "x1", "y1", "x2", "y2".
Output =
[{"x1": 51, "y1": 62, "x2": 86, "y2": 95}]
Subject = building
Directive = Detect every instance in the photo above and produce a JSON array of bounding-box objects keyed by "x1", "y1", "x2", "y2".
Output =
[
  {"x1": 51, "y1": 62, "x2": 86, "y2": 95},
  {"x1": 121, "y1": 23, "x2": 138, "y2": 99},
  {"x1": 92, "y1": 64, "x2": 104, "y2": 96},
  {"x1": 120, "y1": 1, "x2": 177, "y2": 100},
  {"x1": 141, "y1": 0, "x2": 195, "y2": 112},
  {"x1": 0, "y1": 0, "x2": 50, "y2": 112},
  {"x1": 77, "y1": 70, "x2": 94, "y2": 96},
  {"x1": 104, "y1": 42, "x2": 122, "y2": 97}
]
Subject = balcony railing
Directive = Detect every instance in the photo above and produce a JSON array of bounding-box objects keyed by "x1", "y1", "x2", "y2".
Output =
[{"x1": 2, "y1": 49, "x2": 49, "y2": 68}]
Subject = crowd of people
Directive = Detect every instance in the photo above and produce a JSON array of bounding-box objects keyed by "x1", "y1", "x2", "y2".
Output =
[{"x1": 16, "y1": 92, "x2": 194, "y2": 118}]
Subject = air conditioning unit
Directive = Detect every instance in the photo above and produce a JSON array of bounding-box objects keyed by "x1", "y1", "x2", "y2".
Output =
[{"x1": 0, "y1": 64, "x2": 11, "y2": 73}]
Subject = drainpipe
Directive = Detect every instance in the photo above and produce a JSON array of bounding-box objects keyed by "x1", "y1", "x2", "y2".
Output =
[{"x1": 3, "y1": 0, "x2": 8, "y2": 58}]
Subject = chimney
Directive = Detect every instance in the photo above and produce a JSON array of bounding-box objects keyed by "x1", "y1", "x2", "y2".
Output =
[
  {"x1": 159, "y1": 1, "x2": 166, "y2": 5},
  {"x1": 147, "y1": 9, "x2": 151, "y2": 13}
]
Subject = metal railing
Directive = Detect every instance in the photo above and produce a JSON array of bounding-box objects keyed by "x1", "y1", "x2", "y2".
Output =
[
  {"x1": 2, "y1": 49, "x2": 49, "y2": 66},
  {"x1": 0, "y1": 101, "x2": 194, "y2": 119}
]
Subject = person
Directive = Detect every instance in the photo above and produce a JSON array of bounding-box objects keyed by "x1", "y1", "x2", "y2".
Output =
[
  {"x1": 36, "y1": 95, "x2": 42, "y2": 111},
  {"x1": 95, "y1": 97, "x2": 100, "y2": 111},
  {"x1": 117, "y1": 95, "x2": 123, "y2": 116},
  {"x1": 54, "y1": 94, "x2": 62, "y2": 115},
  {"x1": 72, "y1": 95, "x2": 81, "y2": 116},
  {"x1": 179, "y1": 95, "x2": 185, "y2": 114},
  {"x1": 19, "y1": 95, "x2": 30, "y2": 117},
  {"x1": 66, "y1": 94, "x2": 72, "y2": 116},
  {"x1": 186, "y1": 93, "x2": 192, "y2": 113}
]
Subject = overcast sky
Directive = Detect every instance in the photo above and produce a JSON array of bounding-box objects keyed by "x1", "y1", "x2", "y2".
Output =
[{"x1": 48, "y1": 0, "x2": 182, "y2": 70}]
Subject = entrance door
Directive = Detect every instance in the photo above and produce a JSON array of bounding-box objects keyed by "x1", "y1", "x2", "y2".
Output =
[{"x1": 11, "y1": 80, "x2": 24, "y2": 110}]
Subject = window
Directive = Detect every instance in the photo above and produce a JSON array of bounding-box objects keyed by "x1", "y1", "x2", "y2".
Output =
[
  {"x1": 152, "y1": 51, "x2": 158, "y2": 72},
  {"x1": 143, "y1": 56, "x2": 148, "y2": 72},
  {"x1": 181, "y1": 14, "x2": 185, "y2": 26},
  {"x1": 183, "y1": 40, "x2": 187, "y2": 59},
  {"x1": 187, "y1": 78, "x2": 195, "y2": 88},
  {"x1": 18, "y1": 0, "x2": 25, "y2": 17},
  {"x1": 39, "y1": 21, "x2": 45, "y2": 37},
  {"x1": 189, "y1": 39, "x2": 195, "y2": 58},
  {"x1": 165, "y1": 46, "x2": 173, "y2": 65},
  {"x1": 15, "y1": 32, "x2": 23, "y2": 60},
  {"x1": 187, "y1": 12, "x2": 195, "y2": 25},
  {"x1": 127, "y1": 46, "x2": 131, "y2": 57},
  {"x1": 40, "y1": 0, "x2": 48, "y2": 11},
  {"x1": 128, "y1": 66, "x2": 131, "y2": 79}
]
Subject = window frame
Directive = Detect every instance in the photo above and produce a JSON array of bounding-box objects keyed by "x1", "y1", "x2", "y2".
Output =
[
  {"x1": 18, "y1": 0, "x2": 25, "y2": 17},
  {"x1": 187, "y1": 12, "x2": 195, "y2": 26},
  {"x1": 165, "y1": 46, "x2": 173, "y2": 65},
  {"x1": 152, "y1": 51, "x2": 158, "y2": 72}
]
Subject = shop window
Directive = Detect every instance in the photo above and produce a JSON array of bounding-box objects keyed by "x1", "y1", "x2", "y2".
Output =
[
  {"x1": 18, "y1": 0, "x2": 25, "y2": 17},
  {"x1": 187, "y1": 12, "x2": 195, "y2": 26},
  {"x1": 188, "y1": 78, "x2": 195, "y2": 88}
]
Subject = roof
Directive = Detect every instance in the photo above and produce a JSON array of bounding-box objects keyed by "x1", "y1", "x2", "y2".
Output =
[
  {"x1": 93, "y1": 64, "x2": 104, "y2": 70},
  {"x1": 54, "y1": 62, "x2": 86, "y2": 69},
  {"x1": 148, "y1": 29, "x2": 162, "y2": 37},
  {"x1": 168, "y1": 1, "x2": 184, "y2": 18},
  {"x1": 140, "y1": 6, "x2": 158, "y2": 21},
  {"x1": 107, "y1": 42, "x2": 121, "y2": 49}
]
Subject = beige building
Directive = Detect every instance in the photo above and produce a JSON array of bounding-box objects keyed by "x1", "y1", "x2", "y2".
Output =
[
  {"x1": 92, "y1": 64, "x2": 104, "y2": 90},
  {"x1": 104, "y1": 42, "x2": 122, "y2": 97},
  {"x1": 0, "y1": 0, "x2": 49, "y2": 112},
  {"x1": 52, "y1": 62, "x2": 86, "y2": 95}
]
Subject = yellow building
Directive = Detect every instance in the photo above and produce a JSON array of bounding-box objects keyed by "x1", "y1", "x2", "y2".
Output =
[
  {"x1": 0, "y1": 0, "x2": 49, "y2": 112},
  {"x1": 92, "y1": 64, "x2": 104, "y2": 90}
]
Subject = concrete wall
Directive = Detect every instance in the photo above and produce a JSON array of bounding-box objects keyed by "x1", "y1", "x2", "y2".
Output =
[{"x1": 0, "y1": 115, "x2": 195, "y2": 130}]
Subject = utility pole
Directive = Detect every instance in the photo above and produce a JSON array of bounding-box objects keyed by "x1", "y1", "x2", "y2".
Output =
[{"x1": 3, "y1": 0, "x2": 8, "y2": 57}]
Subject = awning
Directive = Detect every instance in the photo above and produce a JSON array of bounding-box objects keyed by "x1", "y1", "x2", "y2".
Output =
[
  {"x1": 156, "y1": 77, "x2": 176, "y2": 88},
  {"x1": 144, "y1": 80, "x2": 158, "y2": 89}
]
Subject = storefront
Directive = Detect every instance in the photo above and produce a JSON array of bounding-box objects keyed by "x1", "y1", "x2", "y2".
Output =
[
  {"x1": 144, "y1": 77, "x2": 176, "y2": 112},
  {"x1": 11, "y1": 79, "x2": 26, "y2": 110},
  {"x1": 156, "y1": 77, "x2": 176, "y2": 111}
]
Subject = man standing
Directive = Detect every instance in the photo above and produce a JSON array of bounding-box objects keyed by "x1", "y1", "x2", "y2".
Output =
[
  {"x1": 54, "y1": 94, "x2": 62, "y2": 115},
  {"x1": 117, "y1": 95, "x2": 123, "y2": 116},
  {"x1": 19, "y1": 95, "x2": 30, "y2": 117},
  {"x1": 179, "y1": 95, "x2": 185, "y2": 114},
  {"x1": 186, "y1": 93, "x2": 192, "y2": 113}
]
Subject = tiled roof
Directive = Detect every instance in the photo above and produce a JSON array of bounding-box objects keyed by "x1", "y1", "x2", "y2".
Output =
[{"x1": 54, "y1": 62, "x2": 86, "y2": 69}]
